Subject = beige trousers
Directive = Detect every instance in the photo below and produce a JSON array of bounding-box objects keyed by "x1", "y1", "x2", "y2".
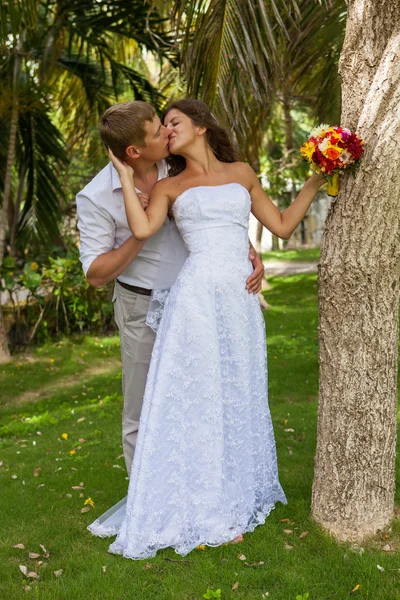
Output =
[{"x1": 112, "y1": 282, "x2": 156, "y2": 475}]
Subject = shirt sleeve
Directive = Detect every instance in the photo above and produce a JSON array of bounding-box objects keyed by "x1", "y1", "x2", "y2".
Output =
[{"x1": 76, "y1": 192, "x2": 115, "y2": 276}]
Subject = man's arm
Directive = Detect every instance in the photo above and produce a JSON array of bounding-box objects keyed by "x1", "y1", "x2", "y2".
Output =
[
  {"x1": 87, "y1": 236, "x2": 145, "y2": 288},
  {"x1": 76, "y1": 193, "x2": 144, "y2": 289}
]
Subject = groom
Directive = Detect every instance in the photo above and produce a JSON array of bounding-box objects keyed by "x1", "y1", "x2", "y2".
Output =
[{"x1": 76, "y1": 100, "x2": 265, "y2": 475}]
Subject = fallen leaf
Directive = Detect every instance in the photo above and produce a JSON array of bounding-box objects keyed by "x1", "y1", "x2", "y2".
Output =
[
  {"x1": 284, "y1": 428, "x2": 295, "y2": 433},
  {"x1": 244, "y1": 561, "x2": 264, "y2": 567},
  {"x1": 53, "y1": 569, "x2": 63, "y2": 577},
  {"x1": 102, "y1": 565, "x2": 107, "y2": 573},
  {"x1": 0, "y1": 461, "x2": 3, "y2": 466},
  {"x1": 39, "y1": 545, "x2": 49, "y2": 558},
  {"x1": 145, "y1": 563, "x2": 152, "y2": 569},
  {"x1": 36, "y1": 484, "x2": 45, "y2": 489},
  {"x1": 27, "y1": 572, "x2": 40, "y2": 579},
  {"x1": 37, "y1": 561, "x2": 43, "y2": 566},
  {"x1": 383, "y1": 544, "x2": 391, "y2": 552},
  {"x1": 61, "y1": 433, "x2": 68, "y2": 440},
  {"x1": 116, "y1": 454, "x2": 124, "y2": 460},
  {"x1": 14, "y1": 544, "x2": 25, "y2": 550},
  {"x1": 284, "y1": 419, "x2": 288, "y2": 425},
  {"x1": 11, "y1": 474, "x2": 18, "y2": 479},
  {"x1": 351, "y1": 584, "x2": 360, "y2": 593},
  {"x1": 79, "y1": 438, "x2": 85, "y2": 443},
  {"x1": 33, "y1": 468, "x2": 41, "y2": 477},
  {"x1": 237, "y1": 553, "x2": 246, "y2": 561},
  {"x1": 284, "y1": 544, "x2": 294, "y2": 550},
  {"x1": 280, "y1": 518, "x2": 290, "y2": 523},
  {"x1": 377, "y1": 564, "x2": 385, "y2": 572},
  {"x1": 72, "y1": 485, "x2": 84, "y2": 490},
  {"x1": 28, "y1": 553, "x2": 40, "y2": 559},
  {"x1": 81, "y1": 506, "x2": 90, "y2": 513},
  {"x1": 79, "y1": 493, "x2": 84, "y2": 498},
  {"x1": 283, "y1": 529, "x2": 293, "y2": 535},
  {"x1": 77, "y1": 417, "x2": 85, "y2": 423},
  {"x1": 232, "y1": 581, "x2": 239, "y2": 590},
  {"x1": 24, "y1": 585, "x2": 32, "y2": 591},
  {"x1": 19, "y1": 565, "x2": 28, "y2": 576},
  {"x1": 66, "y1": 493, "x2": 72, "y2": 498},
  {"x1": 112, "y1": 464, "x2": 124, "y2": 469},
  {"x1": 299, "y1": 531, "x2": 308, "y2": 539}
]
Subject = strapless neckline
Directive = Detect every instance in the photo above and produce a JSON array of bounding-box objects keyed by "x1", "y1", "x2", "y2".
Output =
[{"x1": 174, "y1": 182, "x2": 250, "y2": 207}]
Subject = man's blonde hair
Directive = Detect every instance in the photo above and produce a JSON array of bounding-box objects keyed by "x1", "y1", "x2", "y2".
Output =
[{"x1": 100, "y1": 101, "x2": 156, "y2": 158}]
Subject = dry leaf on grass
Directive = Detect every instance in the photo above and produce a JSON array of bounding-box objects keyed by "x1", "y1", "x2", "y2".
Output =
[
  {"x1": 283, "y1": 529, "x2": 293, "y2": 535},
  {"x1": 19, "y1": 565, "x2": 28, "y2": 576},
  {"x1": 382, "y1": 544, "x2": 391, "y2": 552},
  {"x1": 53, "y1": 569, "x2": 63, "y2": 577},
  {"x1": 81, "y1": 506, "x2": 90, "y2": 513},
  {"x1": 377, "y1": 564, "x2": 385, "y2": 572},
  {"x1": 237, "y1": 553, "x2": 246, "y2": 561},
  {"x1": 102, "y1": 566, "x2": 107, "y2": 573},
  {"x1": 27, "y1": 571, "x2": 40, "y2": 579},
  {"x1": 299, "y1": 531, "x2": 308, "y2": 539},
  {"x1": 36, "y1": 484, "x2": 45, "y2": 489},
  {"x1": 33, "y1": 468, "x2": 41, "y2": 477},
  {"x1": 244, "y1": 561, "x2": 264, "y2": 567},
  {"x1": 232, "y1": 581, "x2": 239, "y2": 590},
  {"x1": 40, "y1": 545, "x2": 49, "y2": 558},
  {"x1": 351, "y1": 584, "x2": 360, "y2": 593},
  {"x1": 24, "y1": 586, "x2": 32, "y2": 592},
  {"x1": 77, "y1": 417, "x2": 85, "y2": 423},
  {"x1": 284, "y1": 544, "x2": 294, "y2": 551},
  {"x1": 14, "y1": 544, "x2": 25, "y2": 550},
  {"x1": 11, "y1": 474, "x2": 18, "y2": 479},
  {"x1": 28, "y1": 553, "x2": 40, "y2": 559}
]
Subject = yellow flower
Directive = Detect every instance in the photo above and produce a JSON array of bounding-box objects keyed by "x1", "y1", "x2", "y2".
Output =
[
  {"x1": 300, "y1": 141, "x2": 316, "y2": 161},
  {"x1": 69, "y1": 450, "x2": 76, "y2": 456},
  {"x1": 61, "y1": 433, "x2": 68, "y2": 440},
  {"x1": 30, "y1": 262, "x2": 39, "y2": 271},
  {"x1": 196, "y1": 545, "x2": 206, "y2": 550},
  {"x1": 50, "y1": 358, "x2": 55, "y2": 364},
  {"x1": 351, "y1": 584, "x2": 360, "y2": 593},
  {"x1": 84, "y1": 497, "x2": 95, "y2": 507}
]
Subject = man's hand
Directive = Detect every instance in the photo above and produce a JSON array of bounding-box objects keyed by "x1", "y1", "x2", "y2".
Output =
[
  {"x1": 137, "y1": 193, "x2": 150, "y2": 210},
  {"x1": 246, "y1": 247, "x2": 265, "y2": 294}
]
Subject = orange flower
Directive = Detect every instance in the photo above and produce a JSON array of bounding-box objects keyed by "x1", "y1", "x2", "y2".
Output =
[{"x1": 326, "y1": 147, "x2": 341, "y2": 160}]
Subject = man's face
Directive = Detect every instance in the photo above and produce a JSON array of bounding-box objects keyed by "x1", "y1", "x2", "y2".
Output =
[{"x1": 135, "y1": 115, "x2": 170, "y2": 162}]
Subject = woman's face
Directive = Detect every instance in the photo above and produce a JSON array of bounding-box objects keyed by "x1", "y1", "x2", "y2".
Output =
[{"x1": 164, "y1": 109, "x2": 200, "y2": 155}]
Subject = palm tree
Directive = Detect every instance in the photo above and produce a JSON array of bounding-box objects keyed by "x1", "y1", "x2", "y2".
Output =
[{"x1": 0, "y1": 0, "x2": 176, "y2": 361}]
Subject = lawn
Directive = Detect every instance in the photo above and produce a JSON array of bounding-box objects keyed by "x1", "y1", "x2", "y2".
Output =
[
  {"x1": 1, "y1": 274, "x2": 399, "y2": 600},
  {"x1": 261, "y1": 249, "x2": 320, "y2": 262}
]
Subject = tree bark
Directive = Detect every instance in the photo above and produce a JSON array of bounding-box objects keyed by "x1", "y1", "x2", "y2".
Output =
[
  {"x1": 311, "y1": 0, "x2": 400, "y2": 541},
  {"x1": 0, "y1": 39, "x2": 21, "y2": 363}
]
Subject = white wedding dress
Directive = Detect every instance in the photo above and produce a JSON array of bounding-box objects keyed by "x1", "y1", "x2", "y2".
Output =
[{"x1": 88, "y1": 183, "x2": 287, "y2": 559}]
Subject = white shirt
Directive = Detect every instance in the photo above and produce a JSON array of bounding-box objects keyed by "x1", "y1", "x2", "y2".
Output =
[{"x1": 76, "y1": 160, "x2": 169, "y2": 288}]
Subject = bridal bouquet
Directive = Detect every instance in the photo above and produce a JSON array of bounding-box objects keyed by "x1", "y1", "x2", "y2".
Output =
[{"x1": 300, "y1": 124, "x2": 364, "y2": 196}]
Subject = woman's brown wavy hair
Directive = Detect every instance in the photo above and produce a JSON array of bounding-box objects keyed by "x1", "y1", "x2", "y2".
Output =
[{"x1": 162, "y1": 99, "x2": 240, "y2": 177}]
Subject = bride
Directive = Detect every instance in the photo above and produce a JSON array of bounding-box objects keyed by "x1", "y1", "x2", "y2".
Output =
[{"x1": 88, "y1": 99, "x2": 325, "y2": 559}]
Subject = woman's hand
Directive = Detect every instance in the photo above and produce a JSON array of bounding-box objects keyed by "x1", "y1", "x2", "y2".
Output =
[
  {"x1": 108, "y1": 148, "x2": 134, "y2": 180},
  {"x1": 309, "y1": 172, "x2": 327, "y2": 187}
]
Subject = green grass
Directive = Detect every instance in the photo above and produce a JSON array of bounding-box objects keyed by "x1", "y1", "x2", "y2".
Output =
[
  {"x1": 261, "y1": 249, "x2": 320, "y2": 262},
  {"x1": 1, "y1": 274, "x2": 399, "y2": 600}
]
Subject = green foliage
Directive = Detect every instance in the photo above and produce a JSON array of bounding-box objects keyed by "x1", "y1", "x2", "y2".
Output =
[
  {"x1": 1, "y1": 248, "x2": 114, "y2": 349},
  {"x1": 203, "y1": 589, "x2": 222, "y2": 599}
]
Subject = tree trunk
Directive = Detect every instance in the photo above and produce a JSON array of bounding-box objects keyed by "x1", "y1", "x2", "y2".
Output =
[
  {"x1": 311, "y1": 0, "x2": 400, "y2": 541},
  {"x1": 0, "y1": 41, "x2": 21, "y2": 363}
]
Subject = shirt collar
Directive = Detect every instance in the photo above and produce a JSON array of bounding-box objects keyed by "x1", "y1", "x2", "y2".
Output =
[{"x1": 110, "y1": 160, "x2": 166, "y2": 193}]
